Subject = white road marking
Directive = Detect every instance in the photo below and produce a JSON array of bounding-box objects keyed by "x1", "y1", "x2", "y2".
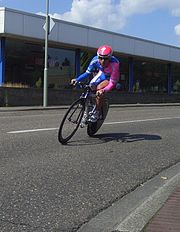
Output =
[
  {"x1": 104, "y1": 116, "x2": 180, "y2": 125},
  {"x1": 7, "y1": 128, "x2": 58, "y2": 134},
  {"x1": 7, "y1": 116, "x2": 180, "y2": 134}
]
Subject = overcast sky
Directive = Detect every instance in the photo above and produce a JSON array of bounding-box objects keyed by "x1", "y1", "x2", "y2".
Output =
[{"x1": 1, "y1": 0, "x2": 180, "y2": 46}]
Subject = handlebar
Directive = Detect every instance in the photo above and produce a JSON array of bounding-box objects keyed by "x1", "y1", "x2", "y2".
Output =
[
  {"x1": 70, "y1": 81, "x2": 91, "y2": 90},
  {"x1": 70, "y1": 81, "x2": 105, "y2": 98}
]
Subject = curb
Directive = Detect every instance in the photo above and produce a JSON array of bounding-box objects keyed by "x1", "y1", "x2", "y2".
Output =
[
  {"x1": 77, "y1": 162, "x2": 180, "y2": 232},
  {"x1": 0, "y1": 103, "x2": 180, "y2": 112}
]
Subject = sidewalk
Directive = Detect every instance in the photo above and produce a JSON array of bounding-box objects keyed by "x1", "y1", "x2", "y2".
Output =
[{"x1": 143, "y1": 186, "x2": 180, "y2": 232}]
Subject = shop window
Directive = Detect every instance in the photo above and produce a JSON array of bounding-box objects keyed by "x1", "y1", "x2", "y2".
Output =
[
  {"x1": 47, "y1": 48, "x2": 75, "y2": 88},
  {"x1": 134, "y1": 60, "x2": 167, "y2": 93},
  {"x1": 5, "y1": 39, "x2": 75, "y2": 89},
  {"x1": 5, "y1": 40, "x2": 44, "y2": 88},
  {"x1": 117, "y1": 56, "x2": 129, "y2": 92},
  {"x1": 172, "y1": 64, "x2": 180, "y2": 93}
]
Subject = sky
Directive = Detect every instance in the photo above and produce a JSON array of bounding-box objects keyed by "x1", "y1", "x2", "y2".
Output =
[{"x1": 0, "y1": 0, "x2": 180, "y2": 47}]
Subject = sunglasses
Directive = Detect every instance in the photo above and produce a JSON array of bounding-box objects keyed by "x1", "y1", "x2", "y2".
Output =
[{"x1": 98, "y1": 56, "x2": 110, "y2": 61}]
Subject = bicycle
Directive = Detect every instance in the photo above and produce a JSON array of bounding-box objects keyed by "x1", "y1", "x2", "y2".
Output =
[{"x1": 58, "y1": 82, "x2": 109, "y2": 144}]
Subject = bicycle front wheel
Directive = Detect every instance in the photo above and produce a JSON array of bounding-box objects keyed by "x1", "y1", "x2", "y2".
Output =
[{"x1": 58, "y1": 98, "x2": 85, "y2": 144}]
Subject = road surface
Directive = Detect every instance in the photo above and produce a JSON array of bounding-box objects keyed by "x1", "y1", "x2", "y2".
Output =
[{"x1": 0, "y1": 105, "x2": 180, "y2": 231}]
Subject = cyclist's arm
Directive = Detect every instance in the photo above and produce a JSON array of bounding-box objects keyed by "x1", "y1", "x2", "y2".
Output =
[
  {"x1": 103, "y1": 62, "x2": 120, "y2": 92},
  {"x1": 103, "y1": 81, "x2": 115, "y2": 92},
  {"x1": 76, "y1": 71, "x2": 90, "y2": 82},
  {"x1": 76, "y1": 56, "x2": 97, "y2": 82}
]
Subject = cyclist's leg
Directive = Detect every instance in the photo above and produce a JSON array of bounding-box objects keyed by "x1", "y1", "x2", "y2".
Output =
[
  {"x1": 87, "y1": 79, "x2": 109, "y2": 136},
  {"x1": 89, "y1": 71, "x2": 108, "y2": 121},
  {"x1": 96, "y1": 79, "x2": 109, "y2": 112}
]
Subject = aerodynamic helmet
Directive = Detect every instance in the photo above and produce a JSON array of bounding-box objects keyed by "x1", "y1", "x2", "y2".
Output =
[{"x1": 97, "y1": 45, "x2": 113, "y2": 59}]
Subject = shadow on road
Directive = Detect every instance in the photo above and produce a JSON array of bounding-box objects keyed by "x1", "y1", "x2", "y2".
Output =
[
  {"x1": 66, "y1": 132, "x2": 161, "y2": 146},
  {"x1": 93, "y1": 132, "x2": 162, "y2": 143}
]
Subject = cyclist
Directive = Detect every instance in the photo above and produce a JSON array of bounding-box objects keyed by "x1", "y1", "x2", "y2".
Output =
[{"x1": 71, "y1": 45, "x2": 120, "y2": 122}]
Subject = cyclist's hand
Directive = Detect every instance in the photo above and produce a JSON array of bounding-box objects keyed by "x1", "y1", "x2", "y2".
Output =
[
  {"x1": 70, "y1": 79, "x2": 77, "y2": 85},
  {"x1": 96, "y1": 89, "x2": 104, "y2": 97}
]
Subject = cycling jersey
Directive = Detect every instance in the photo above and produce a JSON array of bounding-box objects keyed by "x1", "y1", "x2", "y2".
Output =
[{"x1": 76, "y1": 55, "x2": 120, "y2": 92}]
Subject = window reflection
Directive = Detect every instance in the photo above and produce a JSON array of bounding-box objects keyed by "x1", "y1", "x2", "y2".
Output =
[
  {"x1": 117, "y1": 56, "x2": 129, "y2": 92},
  {"x1": 5, "y1": 39, "x2": 75, "y2": 89},
  {"x1": 134, "y1": 60, "x2": 167, "y2": 93},
  {"x1": 47, "y1": 48, "x2": 75, "y2": 88},
  {"x1": 172, "y1": 64, "x2": 180, "y2": 93}
]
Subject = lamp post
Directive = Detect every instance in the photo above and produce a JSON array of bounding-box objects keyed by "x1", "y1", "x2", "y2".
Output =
[{"x1": 43, "y1": 0, "x2": 49, "y2": 107}]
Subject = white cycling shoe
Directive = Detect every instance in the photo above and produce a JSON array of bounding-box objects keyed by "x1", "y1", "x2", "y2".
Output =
[
  {"x1": 88, "y1": 111, "x2": 100, "y2": 123},
  {"x1": 80, "y1": 112, "x2": 88, "y2": 128}
]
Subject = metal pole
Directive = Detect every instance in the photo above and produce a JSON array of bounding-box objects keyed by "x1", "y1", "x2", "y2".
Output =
[{"x1": 43, "y1": 0, "x2": 49, "y2": 107}]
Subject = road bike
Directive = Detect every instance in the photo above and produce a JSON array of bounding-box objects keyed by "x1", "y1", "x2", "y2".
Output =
[{"x1": 58, "y1": 82, "x2": 109, "y2": 144}]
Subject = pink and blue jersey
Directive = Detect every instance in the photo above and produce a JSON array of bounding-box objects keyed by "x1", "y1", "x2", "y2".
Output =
[{"x1": 76, "y1": 55, "x2": 120, "y2": 92}]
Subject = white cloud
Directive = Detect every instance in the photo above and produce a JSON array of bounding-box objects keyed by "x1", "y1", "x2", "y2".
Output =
[
  {"x1": 38, "y1": 0, "x2": 180, "y2": 35},
  {"x1": 51, "y1": 0, "x2": 126, "y2": 32},
  {"x1": 172, "y1": 8, "x2": 180, "y2": 17},
  {"x1": 175, "y1": 24, "x2": 180, "y2": 35},
  {"x1": 119, "y1": 0, "x2": 180, "y2": 17}
]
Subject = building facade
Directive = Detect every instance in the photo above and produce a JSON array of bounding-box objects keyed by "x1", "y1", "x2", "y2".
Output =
[{"x1": 0, "y1": 7, "x2": 180, "y2": 106}]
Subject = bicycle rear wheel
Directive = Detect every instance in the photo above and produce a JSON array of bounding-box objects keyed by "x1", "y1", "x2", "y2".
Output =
[
  {"x1": 58, "y1": 98, "x2": 85, "y2": 144},
  {"x1": 87, "y1": 98, "x2": 109, "y2": 136}
]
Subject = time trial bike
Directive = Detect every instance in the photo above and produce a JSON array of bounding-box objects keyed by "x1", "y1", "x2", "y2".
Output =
[{"x1": 58, "y1": 82, "x2": 109, "y2": 144}]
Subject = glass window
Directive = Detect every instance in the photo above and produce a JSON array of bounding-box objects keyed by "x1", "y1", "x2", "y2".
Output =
[
  {"x1": 5, "y1": 39, "x2": 44, "y2": 88},
  {"x1": 47, "y1": 47, "x2": 75, "y2": 88},
  {"x1": 48, "y1": 48, "x2": 75, "y2": 88},
  {"x1": 5, "y1": 39, "x2": 76, "y2": 89},
  {"x1": 134, "y1": 59, "x2": 168, "y2": 93},
  {"x1": 172, "y1": 63, "x2": 180, "y2": 93},
  {"x1": 117, "y1": 56, "x2": 129, "y2": 92}
]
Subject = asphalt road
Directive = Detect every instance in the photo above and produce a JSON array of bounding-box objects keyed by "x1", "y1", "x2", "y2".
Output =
[{"x1": 0, "y1": 106, "x2": 180, "y2": 232}]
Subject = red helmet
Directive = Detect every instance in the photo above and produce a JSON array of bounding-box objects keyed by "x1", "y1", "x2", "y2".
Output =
[{"x1": 97, "y1": 45, "x2": 113, "y2": 58}]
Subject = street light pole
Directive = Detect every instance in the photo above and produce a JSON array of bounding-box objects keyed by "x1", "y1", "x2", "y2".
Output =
[{"x1": 43, "y1": 0, "x2": 49, "y2": 107}]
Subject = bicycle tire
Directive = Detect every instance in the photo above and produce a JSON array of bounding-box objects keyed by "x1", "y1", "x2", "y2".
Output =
[
  {"x1": 58, "y1": 98, "x2": 85, "y2": 144},
  {"x1": 87, "y1": 98, "x2": 109, "y2": 137}
]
